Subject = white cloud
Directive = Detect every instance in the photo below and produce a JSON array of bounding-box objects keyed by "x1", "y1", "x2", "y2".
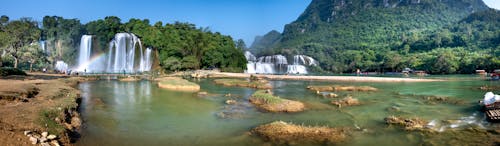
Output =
[{"x1": 483, "y1": 0, "x2": 500, "y2": 10}]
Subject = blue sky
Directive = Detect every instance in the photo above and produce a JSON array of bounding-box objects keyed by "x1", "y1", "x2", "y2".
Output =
[
  {"x1": 1, "y1": 0, "x2": 499, "y2": 46},
  {"x1": 0, "y1": 0, "x2": 311, "y2": 46}
]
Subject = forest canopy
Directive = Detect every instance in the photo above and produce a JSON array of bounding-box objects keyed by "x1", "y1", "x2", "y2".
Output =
[{"x1": 0, "y1": 15, "x2": 247, "y2": 73}]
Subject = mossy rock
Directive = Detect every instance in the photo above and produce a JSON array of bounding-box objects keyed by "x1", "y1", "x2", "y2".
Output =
[
  {"x1": 214, "y1": 78, "x2": 272, "y2": 89},
  {"x1": 249, "y1": 90, "x2": 304, "y2": 112},
  {"x1": 157, "y1": 77, "x2": 200, "y2": 92}
]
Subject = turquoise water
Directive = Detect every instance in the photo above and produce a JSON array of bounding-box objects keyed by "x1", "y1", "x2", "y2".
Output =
[{"x1": 76, "y1": 76, "x2": 500, "y2": 145}]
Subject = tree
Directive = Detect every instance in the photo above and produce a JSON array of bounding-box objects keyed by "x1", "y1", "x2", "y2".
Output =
[
  {"x1": 3, "y1": 18, "x2": 41, "y2": 68},
  {"x1": 21, "y1": 43, "x2": 45, "y2": 72},
  {"x1": 235, "y1": 39, "x2": 247, "y2": 50}
]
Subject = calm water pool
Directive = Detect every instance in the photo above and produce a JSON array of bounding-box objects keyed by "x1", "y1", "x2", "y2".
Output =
[{"x1": 76, "y1": 76, "x2": 500, "y2": 145}]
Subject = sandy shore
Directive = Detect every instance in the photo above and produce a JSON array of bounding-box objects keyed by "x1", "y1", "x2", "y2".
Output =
[{"x1": 206, "y1": 72, "x2": 443, "y2": 82}]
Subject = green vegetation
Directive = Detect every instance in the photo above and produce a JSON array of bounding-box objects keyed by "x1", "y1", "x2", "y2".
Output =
[
  {"x1": 213, "y1": 79, "x2": 272, "y2": 89},
  {"x1": 0, "y1": 67, "x2": 26, "y2": 76},
  {"x1": 0, "y1": 15, "x2": 247, "y2": 73},
  {"x1": 38, "y1": 109, "x2": 65, "y2": 134},
  {"x1": 250, "y1": 90, "x2": 284, "y2": 104},
  {"x1": 157, "y1": 77, "x2": 200, "y2": 91},
  {"x1": 252, "y1": 0, "x2": 500, "y2": 74}
]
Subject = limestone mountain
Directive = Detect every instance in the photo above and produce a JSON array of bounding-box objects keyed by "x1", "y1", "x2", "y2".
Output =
[{"x1": 251, "y1": 0, "x2": 497, "y2": 73}]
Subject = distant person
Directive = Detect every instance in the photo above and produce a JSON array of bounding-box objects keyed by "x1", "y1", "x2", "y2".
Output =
[
  {"x1": 356, "y1": 69, "x2": 361, "y2": 75},
  {"x1": 42, "y1": 68, "x2": 46, "y2": 73}
]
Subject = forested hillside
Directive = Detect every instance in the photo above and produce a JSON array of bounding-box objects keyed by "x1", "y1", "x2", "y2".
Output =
[
  {"x1": 251, "y1": 0, "x2": 500, "y2": 74},
  {"x1": 0, "y1": 16, "x2": 247, "y2": 72}
]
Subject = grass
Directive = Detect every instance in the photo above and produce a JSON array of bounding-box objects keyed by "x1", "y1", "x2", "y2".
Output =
[
  {"x1": 160, "y1": 79, "x2": 198, "y2": 86},
  {"x1": 38, "y1": 109, "x2": 65, "y2": 134},
  {"x1": 250, "y1": 90, "x2": 284, "y2": 104},
  {"x1": 214, "y1": 79, "x2": 271, "y2": 89}
]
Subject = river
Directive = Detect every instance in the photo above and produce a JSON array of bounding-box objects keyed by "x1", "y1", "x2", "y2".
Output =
[{"x1": 76, "y1": 75, "x2": 499, "y2": 145}]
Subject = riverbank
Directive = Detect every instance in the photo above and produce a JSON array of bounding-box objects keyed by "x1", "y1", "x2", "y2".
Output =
[
  {"x1": 0, "y1": 72, "x2": 86, "y2": 145},
  {"x1": 188, "y1": 70, "x2": 443, "y2": 82}
]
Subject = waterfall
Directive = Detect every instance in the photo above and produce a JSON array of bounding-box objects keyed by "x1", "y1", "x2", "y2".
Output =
[
  {"x1": 39, "y1": 40, "x2": 46, "y2": 53},
  {"x1": 75, "y1": 33, "x2": 153, "y2": 73},
  {"x1": 55, "y1": 61, "x2": 68, "y2": 72},
  {"x1": 76, "y1": 35, "x2": 92, "y2": 72},
  {"x1": 244, "y1": 51, "x2": 318, "y2": 74},
  {"x1": 139, "y1": 47, "x2": 153, "y2": 72}
]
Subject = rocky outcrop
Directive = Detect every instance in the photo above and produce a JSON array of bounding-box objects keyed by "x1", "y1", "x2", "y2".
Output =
[
  {"x1": 249, "y1": 90, "x2": 305, "y2": 112},
  {"x1": 384, "y1": 116, "x2": 428, "y2": 131},
  {"x1": 251, "y1": 121, "x2": 350, "y2": 145},
  {"x1": 157, "y1": 77, "x2": 200, "y2": 92},
  {"x1": 214, "y1": 78, "x2": 272, "y2": 89},
  {"x1": 307, "y1": 85, "x2": 378, "y2": 92},
  {"x1": 331, "y1": 96, "x2": 360, "y2": 107}
]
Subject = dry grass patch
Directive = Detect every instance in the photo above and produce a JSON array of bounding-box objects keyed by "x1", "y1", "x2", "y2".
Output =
[
  {"x1": 214, "y1": 78, "x2": 272, "y2": 89},
  {"x1": 251, "y1": 121, "x2": 350, "y2": 145},
  {"x1": 157, "y1": 77, "x2": 200, "y2": 92}
]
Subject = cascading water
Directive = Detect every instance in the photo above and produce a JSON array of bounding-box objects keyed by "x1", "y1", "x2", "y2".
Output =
[
  {"x1": 77, "y1": 35, "x2": 93, "y2": 72},
  {"x1": 244, "y1": 51, "x2": 318, "y2": 74},
  {"x1": 75, "y1": 33, "x2": 153, "y2": 73},
  {"x1": 287, "y1": 55, "x2": 318, "y2": 74}
]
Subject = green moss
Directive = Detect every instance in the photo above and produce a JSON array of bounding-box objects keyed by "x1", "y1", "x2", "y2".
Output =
[{"x1": 251, "y1": 90, "x2": 284, "y2": 104}]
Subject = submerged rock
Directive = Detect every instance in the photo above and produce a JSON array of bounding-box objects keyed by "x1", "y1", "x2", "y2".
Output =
[
  {"x1": 331, "y1": 96, "x2": 360, "y2": 107},
  {"x1": 384, "y1": 116, "x2": 428, "y2": 131},
  {"x1": 251, "y1": 121, "x2": 350, "y2": 145},
  {"x1": 249, "y1": 90, "x2": 305, "y2": 112}
]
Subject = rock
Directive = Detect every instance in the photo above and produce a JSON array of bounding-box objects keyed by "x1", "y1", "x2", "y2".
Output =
[
  {"x1": 54, "y1": 117, "x2": 61, "y2": 123},
  {"x1": 332, "y1": 96, "x2": 360, "y2": 107},
  {"x1": 29, "y1": 136, "x2": 37, "y2": 144},
  {"x1": 23, "y1": 130, "x2": 31, "y2": 136},
  {"x1": 63, "y1": 123, "x2": 73, "y2": 130},
  {"x1": 39, "y1": 137, "x2": 47, "y2": 143},
  {"x1": 41, "y1": 132, "x2": 48, "y2": 138},
  {"x1": 251, "y1": 121, "x2": 350, "y2": 145},
  {"x1": 197, "y1": 92, "x2": 208, "y2": 96},
  {"x1": 47, "y1": 134, "x2": 57, "y2": 140},
  {"x1": 265, "y1": 89, "x2": 272, "y2": 94},
  {"x1": 40, "y1": 142, "x2": 50, "y2": 146},
  {"x1": 71, "y1": 117, "x2": 82, "y2": 128},
  {"x1": 224, "y1": 93, "x2": 231, "y2": 97},
  {"x1": 328, "y1": 93, "x2": 338, "y2": 98},
  {"x1": 50, "y1": 140, "x2": 60, "y2": 146},
  {"x1": 225, "y1": 99, "x2": 237, "y2": 105},
  {"x1": 384, "y1": 116, "x2": 428, "y2": 131}
]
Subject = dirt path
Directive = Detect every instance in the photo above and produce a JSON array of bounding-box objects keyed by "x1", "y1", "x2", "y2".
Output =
[{"x1": 0, "y1": 73, "x2": 83, "y2": 146}]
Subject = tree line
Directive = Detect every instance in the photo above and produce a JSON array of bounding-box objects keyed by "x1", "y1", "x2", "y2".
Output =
[{"x1": 0, "y1": 15, "x2": 247, "y2": 72}]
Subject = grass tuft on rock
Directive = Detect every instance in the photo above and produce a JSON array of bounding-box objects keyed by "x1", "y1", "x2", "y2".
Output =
[
  {"x1": 214, "y1": 78, "x2": 272, "y2": 89},
  {"x1": 157, "y1": 77, "x2": 200, "y2": 91}
]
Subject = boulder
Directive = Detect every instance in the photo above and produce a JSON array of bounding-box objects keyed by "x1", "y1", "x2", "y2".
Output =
[
  {"x1": 47, "y1": 134, "x2": 57, "y2": 140},
  {"x1": 29, "y1": 136, "x2": 37, "y2": 144},
  {"x1": 41, "y1": 132, "x2": 48, "y2": 138}
]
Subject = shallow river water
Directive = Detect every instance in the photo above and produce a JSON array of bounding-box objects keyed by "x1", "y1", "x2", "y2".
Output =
[{"x1": 76, "y1": 75, "x2": 499, "y2": 146}]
